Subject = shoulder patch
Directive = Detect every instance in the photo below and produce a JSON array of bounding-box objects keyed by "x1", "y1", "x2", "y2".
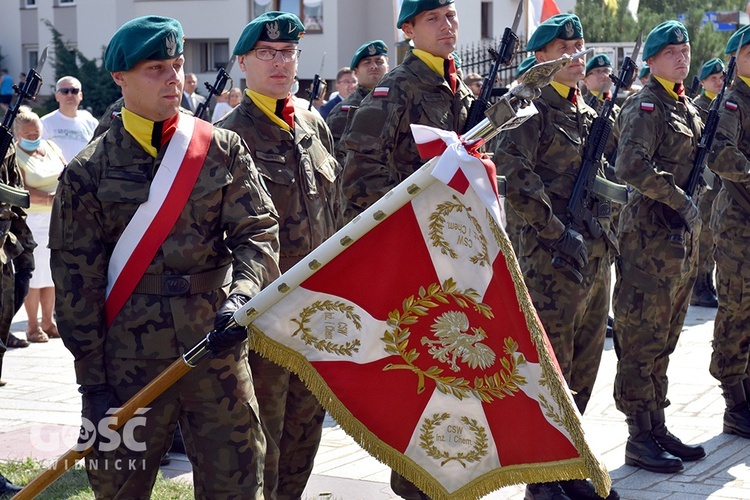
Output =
[
  {"x1": 373, "y1": 86, "x2": 389, "y2": 98},
  {"x1": 725, "y1": 101, "x2": 739, "y2": 111},
  {"x1": 640, "y1": 102, "x2": 655, "y2": 112},
  {"x1": 341, "y1": 104, "x2": 351, "y2": 111}
]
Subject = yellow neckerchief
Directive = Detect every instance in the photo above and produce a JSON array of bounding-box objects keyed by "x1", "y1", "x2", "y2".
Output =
[
  {"x1": 412, "y1": 49, "x2": 446, "y2": 78},
  {"x1": 121, "y1": 108, "x2": 158, "y2": 157},
  {"x1": 550, "y1": 81, "x2": 575, "y2": 101},
  {"x1": 654, "y1": 75, "x2": 680, "y2": 100},
  {"x1": 247, "y1": 89, "x2": 291, "y2": 131},
  {"x1": 739, "y1": 75, "x2": 750, "y2": 89},
  {"x1": 704, "y1": 90, "x2": 717, "y2": 100}
]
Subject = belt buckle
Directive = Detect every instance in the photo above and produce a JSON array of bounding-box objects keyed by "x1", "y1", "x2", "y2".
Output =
[{"x1": 162, "y1": 276, "x2": 191, "y2": 296}]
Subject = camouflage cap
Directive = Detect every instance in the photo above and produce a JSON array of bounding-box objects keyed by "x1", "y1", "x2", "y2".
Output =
[
  {"x1": 725, "y1": 24, "x2": 750, "y2": 55},
  {"x1": 526, "y1": 14, "x2": 583, "y2": 53},
  {"x1": 516, "y1": 55, "x2": 537, "y2": 79},
  {"x1": 699, "y1": 58, "x2": 725, "y2": 81},
  {"x1": 234, "y1": 11, "x2": 305, "y2": 56},
  {"x1": 397, "y1": 0, "x2": 455, "y2": 28},
  {"x1": 643, "y1": 21, "x2": 689, "y2": 61},
  {"x1": 351, "y1": 40, "x2": 388, "y2": 69},
  {"x1": 585, "y1": 54, "x2": 611, "y2": 75},
  {"x1": 638, "y1": 64, "x2": 650, "y2": 79},
  {"x1": 105, "y1": 16, "x2": 184, "y2": 72}
]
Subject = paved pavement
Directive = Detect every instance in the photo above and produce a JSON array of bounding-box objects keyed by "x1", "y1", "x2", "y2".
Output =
[{"x1": 1, "y1": 303, "x2": 749, "y2": 499}]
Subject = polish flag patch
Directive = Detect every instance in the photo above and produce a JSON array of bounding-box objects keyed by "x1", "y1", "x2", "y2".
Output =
[
  {"x1": 373, "y1": 86, "x2": 389, "y2": 98},
  {"x1": 726, "y1": 101, "x2": 739, "y2": 111},
  {"x1": 342, "y1": 104, "x2": 351, "y2": 111},
  {"x1": 640, "y1": 102, "x2": 655, "y2": 112}
]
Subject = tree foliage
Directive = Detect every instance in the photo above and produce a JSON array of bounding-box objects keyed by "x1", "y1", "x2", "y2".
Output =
[{"x1": 40, "y1": 19, "x2": 119, "y2": 117}]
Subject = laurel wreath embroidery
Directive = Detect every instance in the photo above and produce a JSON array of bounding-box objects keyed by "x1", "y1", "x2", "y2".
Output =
[
  {"x1": 428, "y1": 195, "x2": 490, "y2": 267},
  {"x1": 419, "y1": 413, "x2": 489, "y2": 467},
  {"x1": 536, "y1": 374, "x2": 564, "y2": 426},
  {"x1": 291, "y1": 300, "x2": 362, "y2": 356},
  {"x1": 382, "y1": 278, "x2": 527, "y2": 402}
]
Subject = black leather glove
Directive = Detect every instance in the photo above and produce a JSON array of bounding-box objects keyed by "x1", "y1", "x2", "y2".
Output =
[
  {"x1": 206, "y1": 294, "x2": 250, "y2": 355},
  {"x1": 673, "y1": 193, "x2": 700, "y2": 232},
  {"x1": 78, "y1": 384, "x2": 120, "y2": 450},
  {"x1": 540, "y1": 228, "x2": 589, "y2": 270},
  {"x1": 13, "y1": 268, "x2": 32, "y2": 314}
]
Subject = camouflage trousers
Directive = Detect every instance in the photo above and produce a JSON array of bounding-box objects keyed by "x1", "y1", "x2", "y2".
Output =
[
  {"x1": 248, "y1": 351, "x2": 326, "y2": 500},
  {"x1": 0, "y1": 263, "x2": 13, "y2": 378},
  {"x1": 697, "y1": 187, "x2": 717, "y2": 277},
  {"x1": 710, "y1": 232, "x2": 750, "y2": 386},
  {"x1": 86, "y1": 343, "x2": 265, "y2": 499},
  {"x1": 503, "y1": 204, "x2": 524, "y2": 258},
  {"x1": 612, "y1": 222, "x2": 698, "y2": 416},
  {"x1": 519, "y1": 236, "x2": 611, "y2": 414}
]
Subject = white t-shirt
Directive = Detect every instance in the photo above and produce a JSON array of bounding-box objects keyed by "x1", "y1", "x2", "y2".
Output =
[{"x1": 40, "y1": 109, "x2": 99, "y2": 163}]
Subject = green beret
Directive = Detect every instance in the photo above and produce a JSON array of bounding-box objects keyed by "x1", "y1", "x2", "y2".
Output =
[
  {"x1": 516, "y1": 55, "x2": 537, "y2": 79},
  {"x1": 585, "y1": 54, "x2": 611, "y2": 75},
  {"x1": 351, "y1": 40, "x2": 388, "y2": 69},
  {"x1": 105, "y1": 16, "x2": 184, "y2": 72},
  {"x1": 725, "y1": 25, "x2": 750, "y2": 55},
  {"x1": 397, "y1": 0, "x2": 455, "y2": 28},
  {"x1": 699, "y1": 58, "x2": 725, "y2": 81},
  {"x1": 643, "y1": 21, "x2": 689, "y2": 61},
  {"x1": 526, "y1": 14, "x2": 583, "y2": 52},
  {"x1": 234, "y1": 11, "x2": 305, "y2": 56}
]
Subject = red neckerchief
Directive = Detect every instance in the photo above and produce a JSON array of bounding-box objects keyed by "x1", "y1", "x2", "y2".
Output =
[
  {"x1": 567, "y1": 87, "x2": 578, "y2": 105},
  {"x1": 444, "y1": 57, "x2": 458, "y2": 94},
  {"x1": 603, "y1": 92, "x2": 611, "y2": 100},
  {"x1": 275, "y1": 96, "x2": 295, "y2": 130},
  {"x1": 152, "y1": 114, "x2": 179, "y2": 151},
  {"x1": 674, "y1": 83, "x2": 686, "y2": 96}
]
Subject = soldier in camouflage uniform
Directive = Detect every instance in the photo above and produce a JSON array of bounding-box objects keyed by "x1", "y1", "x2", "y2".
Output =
[
  {"x1": 341, "y1": 0, "x2": 473, "y2": 220},
  {"x1": 612, "y1": 20, "x2": 706, "y2": 474},
  {"x1": 690, "y1": 58, "x2": 724, "y2": 308},
  {"x1": 493, "y1": 14, "x2": 619, "y2": 500},
  {"x1": 326, "y1": 40, "x2": 390, "y2": 165},
  {"x1": 49, "y1": 16, "x2": 280, "y2": 498},
  {"x1": 218, "y1": 11, "x2": 344, "y2": 499},
  {"x1": 707, "y1": 26, "x2": 750, "y2": 439},
  {"x1": 0, "y1": 141, "x2": 35, "y2": 383}
]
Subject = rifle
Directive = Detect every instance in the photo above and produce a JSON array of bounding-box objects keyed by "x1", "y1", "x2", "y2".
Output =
[
  {"x1": 0, "y1": 46, "x2": 48, "y2": 209},
  {"x1": 551, "y1": 35, "x2": 641, "y2": 283},
  {"x1": 463, "y1": 0, "x2": 522, "y2": 133},
  {"x1": 687, "y1": 75, "x2": 701, "y2": 99},
  {"x1": 307, "y1": 52, "x2": 326, "y2": 111},
  {"x1": 194, "y1": 55, "x2": 236, "y2": 121}
]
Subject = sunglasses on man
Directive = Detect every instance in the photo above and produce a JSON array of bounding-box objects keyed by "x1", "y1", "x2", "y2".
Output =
[{"x1": 57, "y1": 88, "x2": 80, "y2": 95}]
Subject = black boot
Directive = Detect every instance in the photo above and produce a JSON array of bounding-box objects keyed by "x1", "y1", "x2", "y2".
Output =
[
  {"x1": 525, "y1": 482, "x2": 571, "y2": 500},
  {"x1": 0, "y1": 473, "x2": 22, "y2": 494},
  {"x1": 560, "y1": 479, "x2": 619, "y2": 499},
  {"x1": 722, "y1": 382, "x2": 750, "y2": 438},
  {"x1": 690, "y1": 272, "x2": 718, "y2": 308},
  {"x1": 650, "y1": 408, "x2": 705, "y2": 461},
  {"x1": 625, "y1": 412, "x2": 683, "y2": 473}
]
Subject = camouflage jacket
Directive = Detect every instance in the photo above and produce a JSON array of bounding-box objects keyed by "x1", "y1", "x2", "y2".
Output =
[
  {"x1": 218, "y1": 95, "x2": 344, "y2": 266},
  {"x1": 0, "y1": 142, "x2": 36, "y2": 269},
  {"x1": 341, "y1": 51, "x2": 473, "y2": 214},
  {"x1": 614, "y1": 76, "x2": 702, "y2": 231},
  {"x1": 326, "y1": 85, "x2": 370, "y2": 163},
  {"x1": 493, "y1": 85, "x2": 613, "y2": 255},
  {"x1": 693, "y1": 93, "x2": 712, "y2": 119},
  {"x1": 708, "y1": 78, "x2": 750, "y2": 237},
  {"x1": 49, "y1": 115, "x2": 280, "y2": 386}
]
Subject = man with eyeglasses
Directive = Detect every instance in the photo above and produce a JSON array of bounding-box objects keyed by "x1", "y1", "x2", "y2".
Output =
[
  {"x1": 217, "y1": 11, "x2": 344, "y2": 500},
  {"x1": 40, "y1": 76, "x2": 98, "y2": 163}
]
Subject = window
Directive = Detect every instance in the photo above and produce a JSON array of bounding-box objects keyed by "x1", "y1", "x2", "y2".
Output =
[
  {"x1": 57, "y1": 0, "x2": 76, "y2": 5},
  {"x1": 27, "y1": 50, "x2": 38, "y2": 71},
  {"x1": 481, "y1": 2, "x2": 493, "y2": 39},
  {"x1": 24, "y1": 0, "x2": 37, "y2": 8},
  {"x1": 197, "y1": 40, "x2": 230, "y2": 72},
  {"x1": 253, "y1": 0, "x2": 323, "y2": 33}
]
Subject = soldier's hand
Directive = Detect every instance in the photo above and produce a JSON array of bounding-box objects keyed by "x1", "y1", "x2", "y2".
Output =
[
  {"x1": 206, "y1": 294, "x2": 250, "y2": 355},
  {"x1": 77, "y1": 384, "x2": 120, "y2": 451},
  {"x1": 541, "y1": 227, "x2": 589, "y2": 270},
  {"x1": 674, "y1": 194, "x2": 700, "y2": 232},
  {"x1": 13, "y1": 268, "x2": 32, "y2": 314}
]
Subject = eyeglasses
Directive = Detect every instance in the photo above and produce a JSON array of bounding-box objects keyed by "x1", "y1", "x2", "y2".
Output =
[
  {"x1": 57, "y1": 88, "x2": 80, "y2": 95},
  {"x1": 250, "y1": 48, "x2": 301, "y2": 63}
]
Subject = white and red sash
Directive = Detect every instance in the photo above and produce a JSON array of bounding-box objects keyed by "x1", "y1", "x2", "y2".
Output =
[{"x1": 105, "y1": 115, "x2": 213, "y2": 327}]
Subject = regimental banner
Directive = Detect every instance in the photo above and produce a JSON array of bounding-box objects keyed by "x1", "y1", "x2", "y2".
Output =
[{"x1": 237, "y1": 125, "x2": 611, "y2": 499}]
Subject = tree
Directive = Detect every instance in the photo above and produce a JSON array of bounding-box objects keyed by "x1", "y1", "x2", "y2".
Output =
[{"x1": 42, "y1": 20, "x2": 119, "y2": 117}]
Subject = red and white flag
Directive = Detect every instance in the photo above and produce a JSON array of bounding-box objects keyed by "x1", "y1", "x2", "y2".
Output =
[
  {"x1": 528, "y1": 0, "x2": 562, "y2": 35},
  {"x1": 236, "y1": 125, "x2": 611, "y2": 499}
]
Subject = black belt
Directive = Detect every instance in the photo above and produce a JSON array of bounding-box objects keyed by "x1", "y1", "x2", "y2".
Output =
[{"x1": 133, "y1": 265, "x2": 231, "y2": 297}]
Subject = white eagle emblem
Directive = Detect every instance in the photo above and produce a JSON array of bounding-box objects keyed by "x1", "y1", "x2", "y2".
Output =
[
  {"x1": 368, "y1": 44, "x2": 377, "y2": 55},
  {"x1": 675, "y1": 27, "x2": 685, "y2": 43},
  {"x1": 266, "y1": 21, "x2": 280, "y2": 40},
  {"x1": 165, "y1": 33, "x2": 177, "y2": 57},
  {"x1": 421, "y1": 311, "x2": 496, "y2": 372},
  {"x1": 564, "y1": 21, "x2": 574, "y2": 39}
]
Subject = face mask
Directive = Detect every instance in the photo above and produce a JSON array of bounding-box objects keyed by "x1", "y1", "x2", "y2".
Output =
[{"x1": 20, "y1": 137, "x2": 41, "y2": 151}]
